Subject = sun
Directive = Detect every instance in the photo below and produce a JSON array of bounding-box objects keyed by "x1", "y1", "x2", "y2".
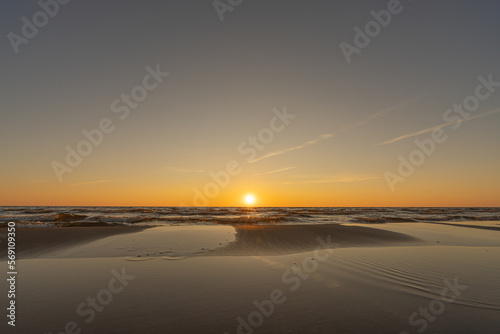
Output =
[{"x1": 244, "y1": 193, "x2": 256, "y2": 206}]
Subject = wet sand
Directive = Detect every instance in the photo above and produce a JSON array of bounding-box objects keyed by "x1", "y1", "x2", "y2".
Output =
[
  {"x1": 0, "y1": 226, "x2": 148, "y2": 259},
  {"x1": 209, "y1": 223, "x2": 421, "y2": 255},
  {"x1": 1, "y1": 222, "x2": 499, "y2": 333}
]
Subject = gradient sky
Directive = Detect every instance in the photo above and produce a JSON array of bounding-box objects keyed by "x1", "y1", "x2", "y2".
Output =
[{"x1": 1, "y1": 0, "x2": 500, "y2": 207}]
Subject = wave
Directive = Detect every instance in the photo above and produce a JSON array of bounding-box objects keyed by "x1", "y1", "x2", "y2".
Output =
[
  {"x1": 1, "y1": 207, "x2": 499, "y2": 228},
  {"x1": 56, "y1": 213, "x2": 88, "y2": 222},
  {"x1": 0, "y1": 214, "x2": 58, "y2": 222}
]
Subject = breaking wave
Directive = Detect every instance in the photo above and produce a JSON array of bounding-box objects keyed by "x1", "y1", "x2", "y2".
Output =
[{"x1": 0, "y1": 207, "x2": 499, "y2": 227}]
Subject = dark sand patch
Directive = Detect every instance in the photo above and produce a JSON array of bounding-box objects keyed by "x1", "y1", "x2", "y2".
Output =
[
  {"x1": 429, "y1": 222, "x2": 500, "y2": 231},
  {"x1": 0, "y1": 226, "x2": 148, "y2": 259},
  {"x1": 209, "y1": 224, "x2": 421, "y2": 255}
]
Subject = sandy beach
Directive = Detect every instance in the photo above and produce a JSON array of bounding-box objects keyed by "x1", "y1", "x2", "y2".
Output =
[
  {"x1": 1, "y1": 222, "x2": 499, "y2": 334},
  {"x1": 3, "y1": 0, "x2": 499, "y2": 333}
]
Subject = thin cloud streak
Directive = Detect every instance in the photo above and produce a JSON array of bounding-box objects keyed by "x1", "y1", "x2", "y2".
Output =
[
  {"x1": 166, "y1": 166, "x2": 205, "y2": 173},
  {"x1": 282, "y1": 174, "x2": 382, "y2": 185},
  {"x1": 66, "y1": 180, "x2": 113, "y2": 187},
  {"x1": 249, "y1": 90, "x2": 436, "y2": 164},
  {"x1": 255, "y1": 167, "x2": 296, "y2": 176},
  {"x1": 249, "y1": 134, "x2": 333, "y2": 163},
  {"x1": 378, "y1": 108, "x2": 500, "y2": 145},
  {"x1": 338, "y1": 87, "x2": 440, "y2": 134}
]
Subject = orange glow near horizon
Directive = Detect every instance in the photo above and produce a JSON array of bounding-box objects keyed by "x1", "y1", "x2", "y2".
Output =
[{"x1": 1, "y1": 175, "x2": 499, "y2": 207}]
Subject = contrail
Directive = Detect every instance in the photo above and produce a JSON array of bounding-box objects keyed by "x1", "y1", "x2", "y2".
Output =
[{"x1": 378, "y1": 108, "x2": 500, "y2": 145}]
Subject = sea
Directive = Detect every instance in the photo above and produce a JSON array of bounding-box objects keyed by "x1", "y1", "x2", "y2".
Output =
[{"x1": 1, "y1": 207, "x2": 500, "y2": 228}]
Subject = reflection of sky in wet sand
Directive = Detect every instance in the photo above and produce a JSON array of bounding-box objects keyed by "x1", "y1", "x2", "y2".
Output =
[
  {"x1": 10, "y1": 243, "x2": 500, "y2": 334},
  {"x1": 55, "y1": 225, "x2": 236, "y2": 258}
]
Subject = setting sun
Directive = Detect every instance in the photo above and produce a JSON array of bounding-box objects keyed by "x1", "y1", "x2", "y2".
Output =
[{"x1": 244, "y1": 194, "x2": 256, "y2": 206}]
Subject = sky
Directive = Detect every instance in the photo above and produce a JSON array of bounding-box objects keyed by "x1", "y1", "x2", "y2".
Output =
[{"x1": 1, "y1": 0, "x2": 500, "y2": 207}]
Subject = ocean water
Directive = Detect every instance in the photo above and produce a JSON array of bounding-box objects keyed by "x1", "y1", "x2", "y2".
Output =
[{"x1": 1, "y1": 207, "x2": 500, "y2": 227}]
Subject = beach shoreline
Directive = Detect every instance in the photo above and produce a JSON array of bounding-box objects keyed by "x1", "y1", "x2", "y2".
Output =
[
  {"x1": 1, "y1": 221, "x2": 499, "y2": 333},
  {"x1": 3, "y1": 220, "x2": 500, "y2": 260}
]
